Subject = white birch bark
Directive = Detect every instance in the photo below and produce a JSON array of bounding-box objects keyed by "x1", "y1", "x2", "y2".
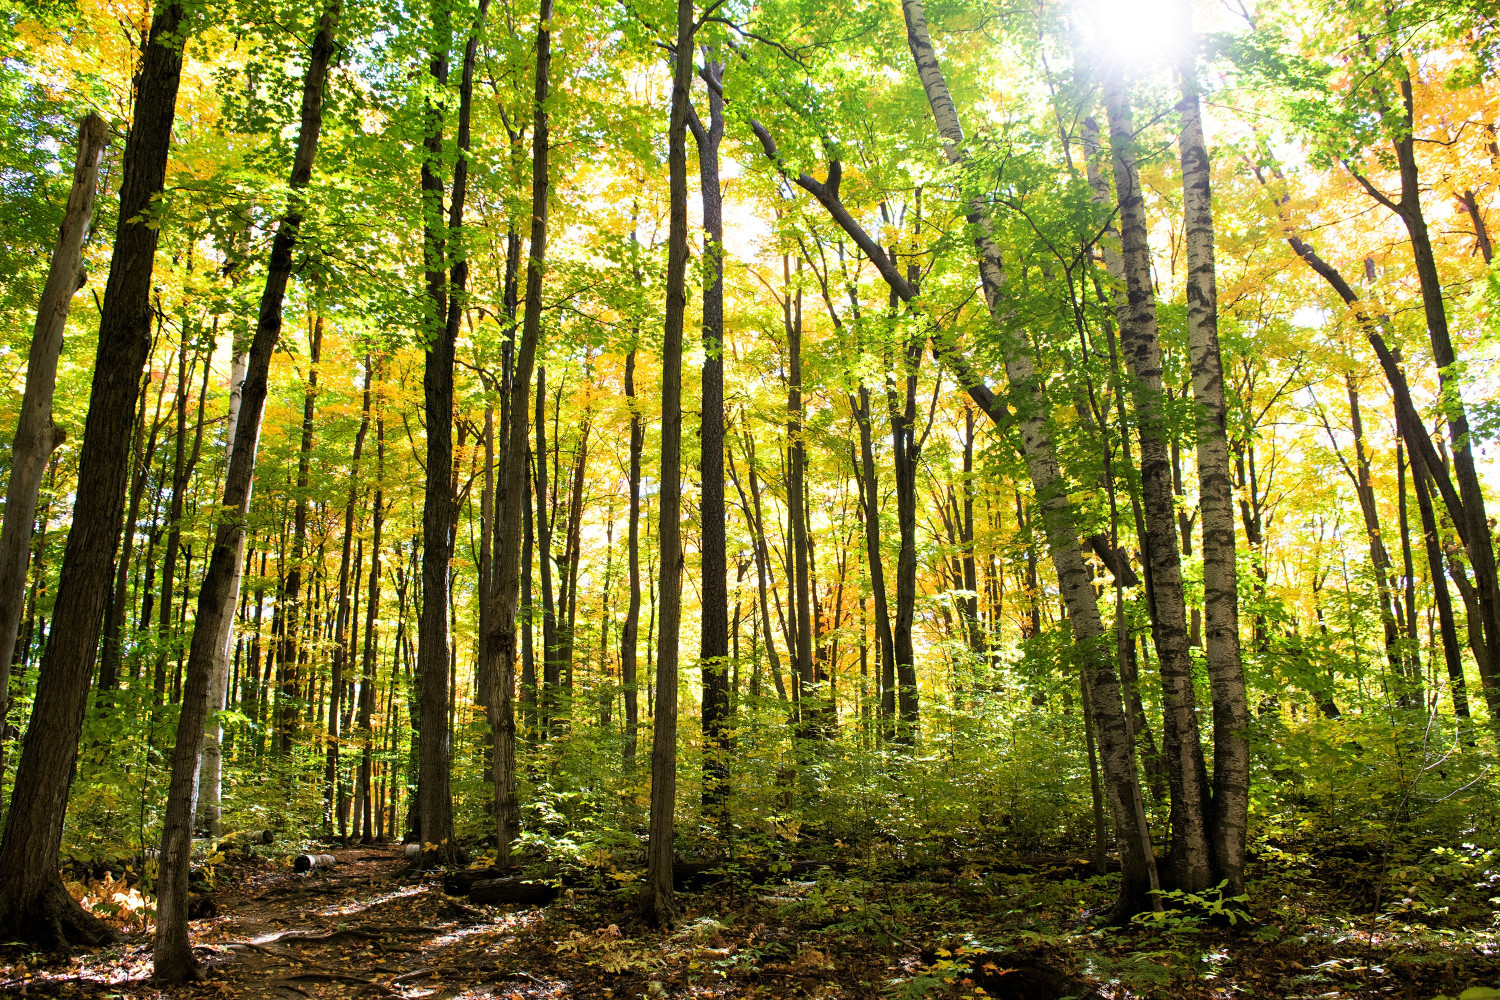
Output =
[
  {"x1": 1174, "y1": 0, "x2": 1248, "y2": 897},
  {"x1": 197, "y1": 348, "x2": 250, "y2": 838},
  {"x1": 900, "y1": 0, "x2": 1161, "y2": 912}
]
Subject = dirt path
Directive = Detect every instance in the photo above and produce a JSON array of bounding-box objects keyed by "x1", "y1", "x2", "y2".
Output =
[{"x1": 193, "y1": 845, "x2": 550, "y2": 1000}]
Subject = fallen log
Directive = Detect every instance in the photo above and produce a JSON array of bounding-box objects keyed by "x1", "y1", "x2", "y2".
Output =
[
  {"x1": 468, "y1": 877, "x2": 559, "y2": 906},
  {"x1": 293, "y1": 853, "x2": 337, "y2": 873},
  {"x1": 220, "y1": 829, "x2": 275, "y2": 850}
]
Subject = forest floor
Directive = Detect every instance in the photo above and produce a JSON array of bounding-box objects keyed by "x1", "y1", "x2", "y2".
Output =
[{"x1": 1, "y1": 841, "x2": 1498, "y2": 999}]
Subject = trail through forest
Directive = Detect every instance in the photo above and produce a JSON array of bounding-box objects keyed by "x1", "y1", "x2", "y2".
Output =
[{"x1": 2, "y1": 840, "x2": 1499, "y2": 999}]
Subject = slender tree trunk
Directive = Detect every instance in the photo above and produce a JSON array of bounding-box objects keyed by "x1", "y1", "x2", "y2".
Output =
[
  {"x1": 1171, "y1": 23, "x2": 1249, "y2": 895},
  {"x1": 898, "y1": 0, "x2": 1161, "y2": 916},
  {"x1": 1410, "y1": 444, "x2": 1470, "y2": 718},
  {"x1": 325, "y1": 363, "x2": 371, "y2": 838},
  {"x1": 153, "y1": 337, "x2": 191, "y2": 708},
  {"x1": 1105, "y1": 78, "x2": 1212, "y2": 892},
  {"x1": 0, "y1": 114, "x2": 106, "y2": 692},
  {"x1": 0, "y1": 3, "x2": 186, "y2": 947},
  {"x1": 785, "y1": 266, "x2": 817, "y2": 739},
  {"x1": 359, "y1": 401, "x2": 385, "y2": 842},
  {"x1": 197, "y1": 347, "x2": 249, "y2": 838},
  {"x1": 484, "y1": 0, "x2": 552, "y2": 864},
  {"x1": 534, "y1": 368, "x2": 558, "y2": 730},
  {"x1": 851, "y1": 388, "x2": 894, "y2": 729},
  {"x1": 886, "y1": 335, "x2": 921, "y2": 740},
  {"x1": 278, "y1": 315, "x2": 321, "y2": 756},
  {"x1": 622, "y1": 350, "x2": 643, "y2": 768},
  {"x1": 152, "y1": 2, "x2": 339, "y2": 979},
  {"x1": 640, "y1": 0, "x2": 694, "y2": 928},
  {"x1": 689, "y1": 70, "x2": 730, "y2": 818}
]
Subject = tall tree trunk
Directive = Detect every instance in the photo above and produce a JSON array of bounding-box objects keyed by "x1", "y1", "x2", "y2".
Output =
[
  {"x1": 886, "y1": 327, "x2": 921, "y2": 741},
  {"x1": 152, "y1": 0, "x2": 340, "y2": 978},
  {"x1": 359, "y1": 398, "x2": 385, "y2": 842},
  {"x1": 534, "y1": 367, "x2": 558, "y2": 730},
  {"x1": 484, "y1": 0, "x2": 552, "y2": 864},
  {"x1": 0, "y1": 114, "x2": 106, "y2": 694},
  {"x1": 897, "y1": 0, "x2": 1161, "y2": 916},
  {"x1": 1348, "y1": 74, "x2": 1500, "y2": 709},
  {"x1": 1105, "y1": 77, "x2": 1212, "y2": 892},
  {"x1": 412, "y1": 0, "x2": 484, "y2": 867},
  {"x1": 785, "y1": 264, "x2": 817, "y2": 738},
  {"x1": 640, "y1": 0, "x2": 694, "y2": 928},
  {"x1": 153, "y1": 336, "x2": 192, "y2": 708},
  {"x1": 0, "y1": 2, "x2": 187, "y2": 947},
  {"x1": 1172, "y1": 16, "x2": 1249, "y2": 897},
  {"x1": 959, "y1": 407, "x2": 984, "y2": 660},
  {"x1": 851, "y1": 388, "x2": 894, "y2": 730},
  {"x1": 325, "y1": 363, "x2": 371, "y2": 839},
  {"x1": 197, "y1": 347, "x2": 249, "y2": 838},
  {"x1": 688, "y1": 62, "x2": 730, "y2": 818},
  {"x1": 622, "y1": 349, "x2": 643, "y2": 768},
  {"x1": 279, "y1": 315, "x2": 321, "y2": 756}
]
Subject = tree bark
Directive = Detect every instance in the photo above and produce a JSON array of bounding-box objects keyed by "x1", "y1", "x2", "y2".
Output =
[
  {"x1": 1105, "y1": 78, "x2": 1212, "y2": 893},
  {"x1": 640, "y1": 0, "x2": 694, "y2": 929},
  {"x1": 0, "y1": 2, "x2": 186, "y2": 948},
  {"x1": 688, "y1": 58, "x2": 730, "y2": 821},
  {"x1": 197, "y1": 347, "x2": 250, "y2": 839},
  {"x1": 0, "y1": 113, "x2": 106, "y2": 693},
  {"x1": 1173, "y1": 13, "x2": 1249, "y2": 896},
  {"x1": 622, "y1": 349, "x2": 643, "y2": 768},
  {"x1": 484, "y1": 0, "x2": 553, "y2": 864},
  {"x1": 152, "y1": 1, "x2": 340, "y2": 980}
]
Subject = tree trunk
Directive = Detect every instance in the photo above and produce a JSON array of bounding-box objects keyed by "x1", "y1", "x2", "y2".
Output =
[
  {"x1": 484, "y1": 0, "x2": 552, "y2": 864},
  {"x1": 197, "y1": 347, "x2": 249, "y2": 839},
  {"x1": 359, "y1": 399, "x2": 385, "y2": 842},
  {"x1": 785, "y1": 265, "x2": 817, "y2": 738},
  {"x1": 640, "y1": 0, "x2": 694, "y2": 929},
  {"x1": 622, "y1": 349, "x2": 643, "y2": 768},
  {"x1": 886, "y1": 326, "x2": 921, "y2": 741},
  {"x1": 152, "y1": 336, "x2": 192, "y2": 708},
  {"x1": 898, "y1": 0, "x2": 1161, "y2": 916},
  {"x1": 1105, "y1": 77, "x2": 1212, "y2": 893},
  {"x1": 688, "y1": 70, "x2": 730, "y2": 818},
  {"x1": 325, "y1": 363, "x2": 371, "y2": 839},
  {"x1": 0, "y1": 114, "x2": 106, "y2": 694},
  {"x1": 1173, "y1": 17, "x2": 1249, "y2": 895},
  {"x1": 0, "y1": 3, "x2": 187, "y2": 948},
  {"x1": 851, "y1": 388, "x2": 894, "y2": 730}
]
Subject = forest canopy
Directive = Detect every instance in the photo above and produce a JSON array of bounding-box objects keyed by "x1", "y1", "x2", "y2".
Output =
[{"x1": 0, "y1": 0, "x2": 1499, "y2": 994}]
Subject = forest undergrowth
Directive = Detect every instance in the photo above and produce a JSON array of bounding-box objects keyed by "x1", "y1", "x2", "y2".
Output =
[{"x1": 4, "y1": 708, "x2": 1499, "y2": 1000}]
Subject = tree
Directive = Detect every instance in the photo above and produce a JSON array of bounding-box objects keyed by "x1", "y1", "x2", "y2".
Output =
[
  {"x1": 0, "y1": 1, "x2": 188, "y2": 947},
  {"x1": 639, "y1": 0, "x2": 695, "y2": 929},
  {"x1": 153, "y1": 1, "x2": 342, "y2": 978}
]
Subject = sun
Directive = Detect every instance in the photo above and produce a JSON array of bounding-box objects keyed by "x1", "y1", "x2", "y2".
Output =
[{"x1": 1071, "y1": 0, "x2": 1193, "y2": 73}]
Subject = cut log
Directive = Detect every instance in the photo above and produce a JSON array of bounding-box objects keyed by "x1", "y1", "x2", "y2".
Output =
[
  {"x1": 219, "y1": 829, "x2": 274, "y2": 853},
  {"x1": 293, "y1": 853, "x2": 337, "y2": 873},
  {"x1": 467, "y1": 877, "x2": 559, "y2": 906}
]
